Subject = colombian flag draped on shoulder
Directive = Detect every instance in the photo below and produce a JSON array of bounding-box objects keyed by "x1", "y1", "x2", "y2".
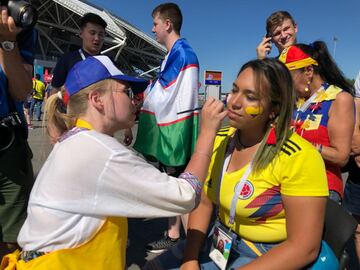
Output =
[{"x1": 134, "y1": 38, "x2": 199, "y2": 167}]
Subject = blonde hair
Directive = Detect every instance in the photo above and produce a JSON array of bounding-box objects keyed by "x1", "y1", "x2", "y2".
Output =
[{"x1": 43, "y1": 79, "x2": 110, "y2": 141}]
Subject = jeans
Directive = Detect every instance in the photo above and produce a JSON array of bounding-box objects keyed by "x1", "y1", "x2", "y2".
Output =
[
  {"x1": 144, "y1": 236, "x2": 278, "y2": 270},
  {"x1": 30, "y1": 99, "x2": 42, "y2": 121},
  {"x1": 329, "y1": 190, "x2": 342, "y2": 204}
]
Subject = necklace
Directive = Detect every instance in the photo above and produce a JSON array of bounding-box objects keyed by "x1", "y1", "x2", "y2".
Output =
[{"x1": 234, "y1": 130, "x2": 259, "y2": 149}]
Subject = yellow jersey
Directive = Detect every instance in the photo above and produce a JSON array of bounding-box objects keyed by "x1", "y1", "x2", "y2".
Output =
[{"x1": 204, "y1": 127, "x2": 329, "y2": 243}]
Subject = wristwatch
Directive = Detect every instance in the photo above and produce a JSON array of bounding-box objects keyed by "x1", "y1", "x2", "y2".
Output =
[{"x1": 0, "y1": 41, "x2": 17, "y2": 52}]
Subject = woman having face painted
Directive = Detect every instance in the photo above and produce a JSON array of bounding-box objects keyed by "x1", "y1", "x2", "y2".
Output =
[
  {"x1": 279, "y1": 41, "x2": 354, "y2": 203},
  {"x1": 145, "y1": 58, "x2": 329, "y2": 270},
  {"x1": 0, "y1": 56, "x2": 227, "y2": 270}
]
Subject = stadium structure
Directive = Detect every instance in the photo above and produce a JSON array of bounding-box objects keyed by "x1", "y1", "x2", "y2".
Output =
[{"x1": 31, "y1": 0, "x2": 166, "y2": 81}]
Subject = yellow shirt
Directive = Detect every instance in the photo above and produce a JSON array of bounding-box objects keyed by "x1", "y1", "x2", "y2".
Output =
[
  {"x1": 204, "y1": 127, "x2": 329, "y2": 243},
  {"x1": 32, "y1": 79, "x2": 45, "y2": 100}
]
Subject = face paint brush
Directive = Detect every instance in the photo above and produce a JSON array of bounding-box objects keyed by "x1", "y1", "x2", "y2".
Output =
[{"x1": 177, "y1": 96, "x2": 228, "y2": 115}]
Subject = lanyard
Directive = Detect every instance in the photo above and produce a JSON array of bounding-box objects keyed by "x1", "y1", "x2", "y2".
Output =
[
  {"x1": 216, "y1": 137, "x2": 255, "y2": 227},
  {"x1": 78, "y1": 49, "x2": 86, "y2": 60},
  {"x1": 75, "y1": 118, "x2": 93, "y2": 130}
]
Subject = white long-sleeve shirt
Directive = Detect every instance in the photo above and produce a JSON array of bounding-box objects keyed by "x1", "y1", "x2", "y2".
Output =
[{"x1": 18, "y1": 130, "x2": 198, "y2": 252}]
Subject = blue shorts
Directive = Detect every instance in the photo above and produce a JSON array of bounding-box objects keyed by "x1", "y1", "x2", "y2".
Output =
[{"x1": 144, "y1": 236, "x2": 278, "y2": 270}]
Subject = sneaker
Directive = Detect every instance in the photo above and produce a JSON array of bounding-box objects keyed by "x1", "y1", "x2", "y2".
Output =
[
  {"x1": 28, "y1": 124, "x2": 33, "y2": 130},
  {"x1": 146, "y1": 234, "x2": 180, "y2": 253}
]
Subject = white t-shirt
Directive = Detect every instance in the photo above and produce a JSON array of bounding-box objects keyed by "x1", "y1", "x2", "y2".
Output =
[{"x1": 18, "y1": 130, "x2": 198, "y2": 252}]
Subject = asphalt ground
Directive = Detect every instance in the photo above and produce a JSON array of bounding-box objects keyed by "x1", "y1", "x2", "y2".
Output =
[{"x1": 27, "y1": 120, "x2": 174, "y2": 269}]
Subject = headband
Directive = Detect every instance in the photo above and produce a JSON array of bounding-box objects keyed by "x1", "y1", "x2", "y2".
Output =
[{"x1": 279, "y1": 46, "x2": 318, "y2": 70}]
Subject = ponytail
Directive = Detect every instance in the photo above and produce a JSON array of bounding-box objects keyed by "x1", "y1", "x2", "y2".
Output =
[
  {"x1": 43, "y1": 79, "x2": 110, "y2": 143},
  {"x1": 43, "y1": 88, "x2": 76, "y2": 142},
  {"x1": 296, "y1": 41, "x2": 354, "y2": 95}
]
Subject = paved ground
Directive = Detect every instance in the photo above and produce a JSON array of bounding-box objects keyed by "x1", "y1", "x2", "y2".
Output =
[{"x1": 27, "y1": 120, "x2": 175, "y2": 269}]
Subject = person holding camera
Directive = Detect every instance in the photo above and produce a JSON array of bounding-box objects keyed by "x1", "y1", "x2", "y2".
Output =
[
  {"x1": 0, "y1": 5, "x2": 36, "y2": 261},
  {"x1": 256, "y1": 11, "x2": 298, "y2": 60}
]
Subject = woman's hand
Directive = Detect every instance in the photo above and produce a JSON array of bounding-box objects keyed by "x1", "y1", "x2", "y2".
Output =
[{"x1": 200, "y1": 97, "x2": 227, "y2": 135}]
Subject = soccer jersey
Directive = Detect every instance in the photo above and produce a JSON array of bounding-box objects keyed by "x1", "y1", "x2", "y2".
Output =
[
  {"x1": 292, "y1": 84, "x2": 343, "y2": 196},
  {"x1": 203, "y1": 127, "x2": 329, "y2": 243}
]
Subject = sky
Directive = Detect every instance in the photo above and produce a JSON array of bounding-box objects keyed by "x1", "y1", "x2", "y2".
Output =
[{"x1": 88, "y1": 0, "x2": 360, "y2": 93}]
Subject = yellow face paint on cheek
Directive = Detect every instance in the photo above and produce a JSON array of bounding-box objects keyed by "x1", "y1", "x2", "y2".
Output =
[{"x1": 245, "y1": 106, "x2": 264, "y2": 117}]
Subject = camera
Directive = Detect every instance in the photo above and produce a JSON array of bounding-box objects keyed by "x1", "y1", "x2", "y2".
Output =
[
  {"x1": 0, "y1": 112, "x2": 20, "y2": 152},
  {"x1": 1, "y1": 0, "x2": 38, "y2": 28},
  {"x1": 0, "y1": 123, "x2": 15, "y2": 152}
]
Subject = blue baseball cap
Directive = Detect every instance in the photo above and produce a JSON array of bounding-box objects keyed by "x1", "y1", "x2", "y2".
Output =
[{"x1": 65, "y1": 55, "x2": 149, "y2": 95}]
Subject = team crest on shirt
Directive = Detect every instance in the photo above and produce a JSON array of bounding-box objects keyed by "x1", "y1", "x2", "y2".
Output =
[{"x1": 235, "y1": 180, "x2": 254, "y2": 200}]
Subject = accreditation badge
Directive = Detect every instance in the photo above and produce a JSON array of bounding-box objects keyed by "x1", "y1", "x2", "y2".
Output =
[{"x1": 209, "y1": 220, "x2": 236, "y2": 270}]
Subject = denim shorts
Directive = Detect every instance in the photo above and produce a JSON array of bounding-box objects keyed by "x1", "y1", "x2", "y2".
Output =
[
  {"x1": 144, "y1": 235, "x2": 278, "y2": 270},
  {"x1": 329, "y1": 190, "x2": 342, "y2": 204}
]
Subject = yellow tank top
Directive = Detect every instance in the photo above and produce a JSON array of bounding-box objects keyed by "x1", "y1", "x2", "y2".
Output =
[{"x1": 0, "y1": 217, "x2": 128, "y2": 270}]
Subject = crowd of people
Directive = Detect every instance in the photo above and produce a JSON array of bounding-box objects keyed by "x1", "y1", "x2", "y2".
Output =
[{"x1": 0, "y1": 2, "x2": 359, "y2": 270}]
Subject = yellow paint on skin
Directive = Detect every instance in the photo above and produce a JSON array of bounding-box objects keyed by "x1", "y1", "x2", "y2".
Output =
[{"x1": 245, "y1": 106, "x2": 264, "y2": 116}]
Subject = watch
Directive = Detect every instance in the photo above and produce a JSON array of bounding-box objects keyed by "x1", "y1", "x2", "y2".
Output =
[{"x1": 0, "y1": 41, "x2": 17, "y2": 52}]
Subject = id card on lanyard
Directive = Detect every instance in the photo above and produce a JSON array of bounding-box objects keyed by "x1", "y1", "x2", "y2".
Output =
[
  {"x1": 209, "y1": 138, "x2": 254, "y2": 270},
  {"x1": 209, "y1": 220, "x2": 236, "y2": 270}
]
